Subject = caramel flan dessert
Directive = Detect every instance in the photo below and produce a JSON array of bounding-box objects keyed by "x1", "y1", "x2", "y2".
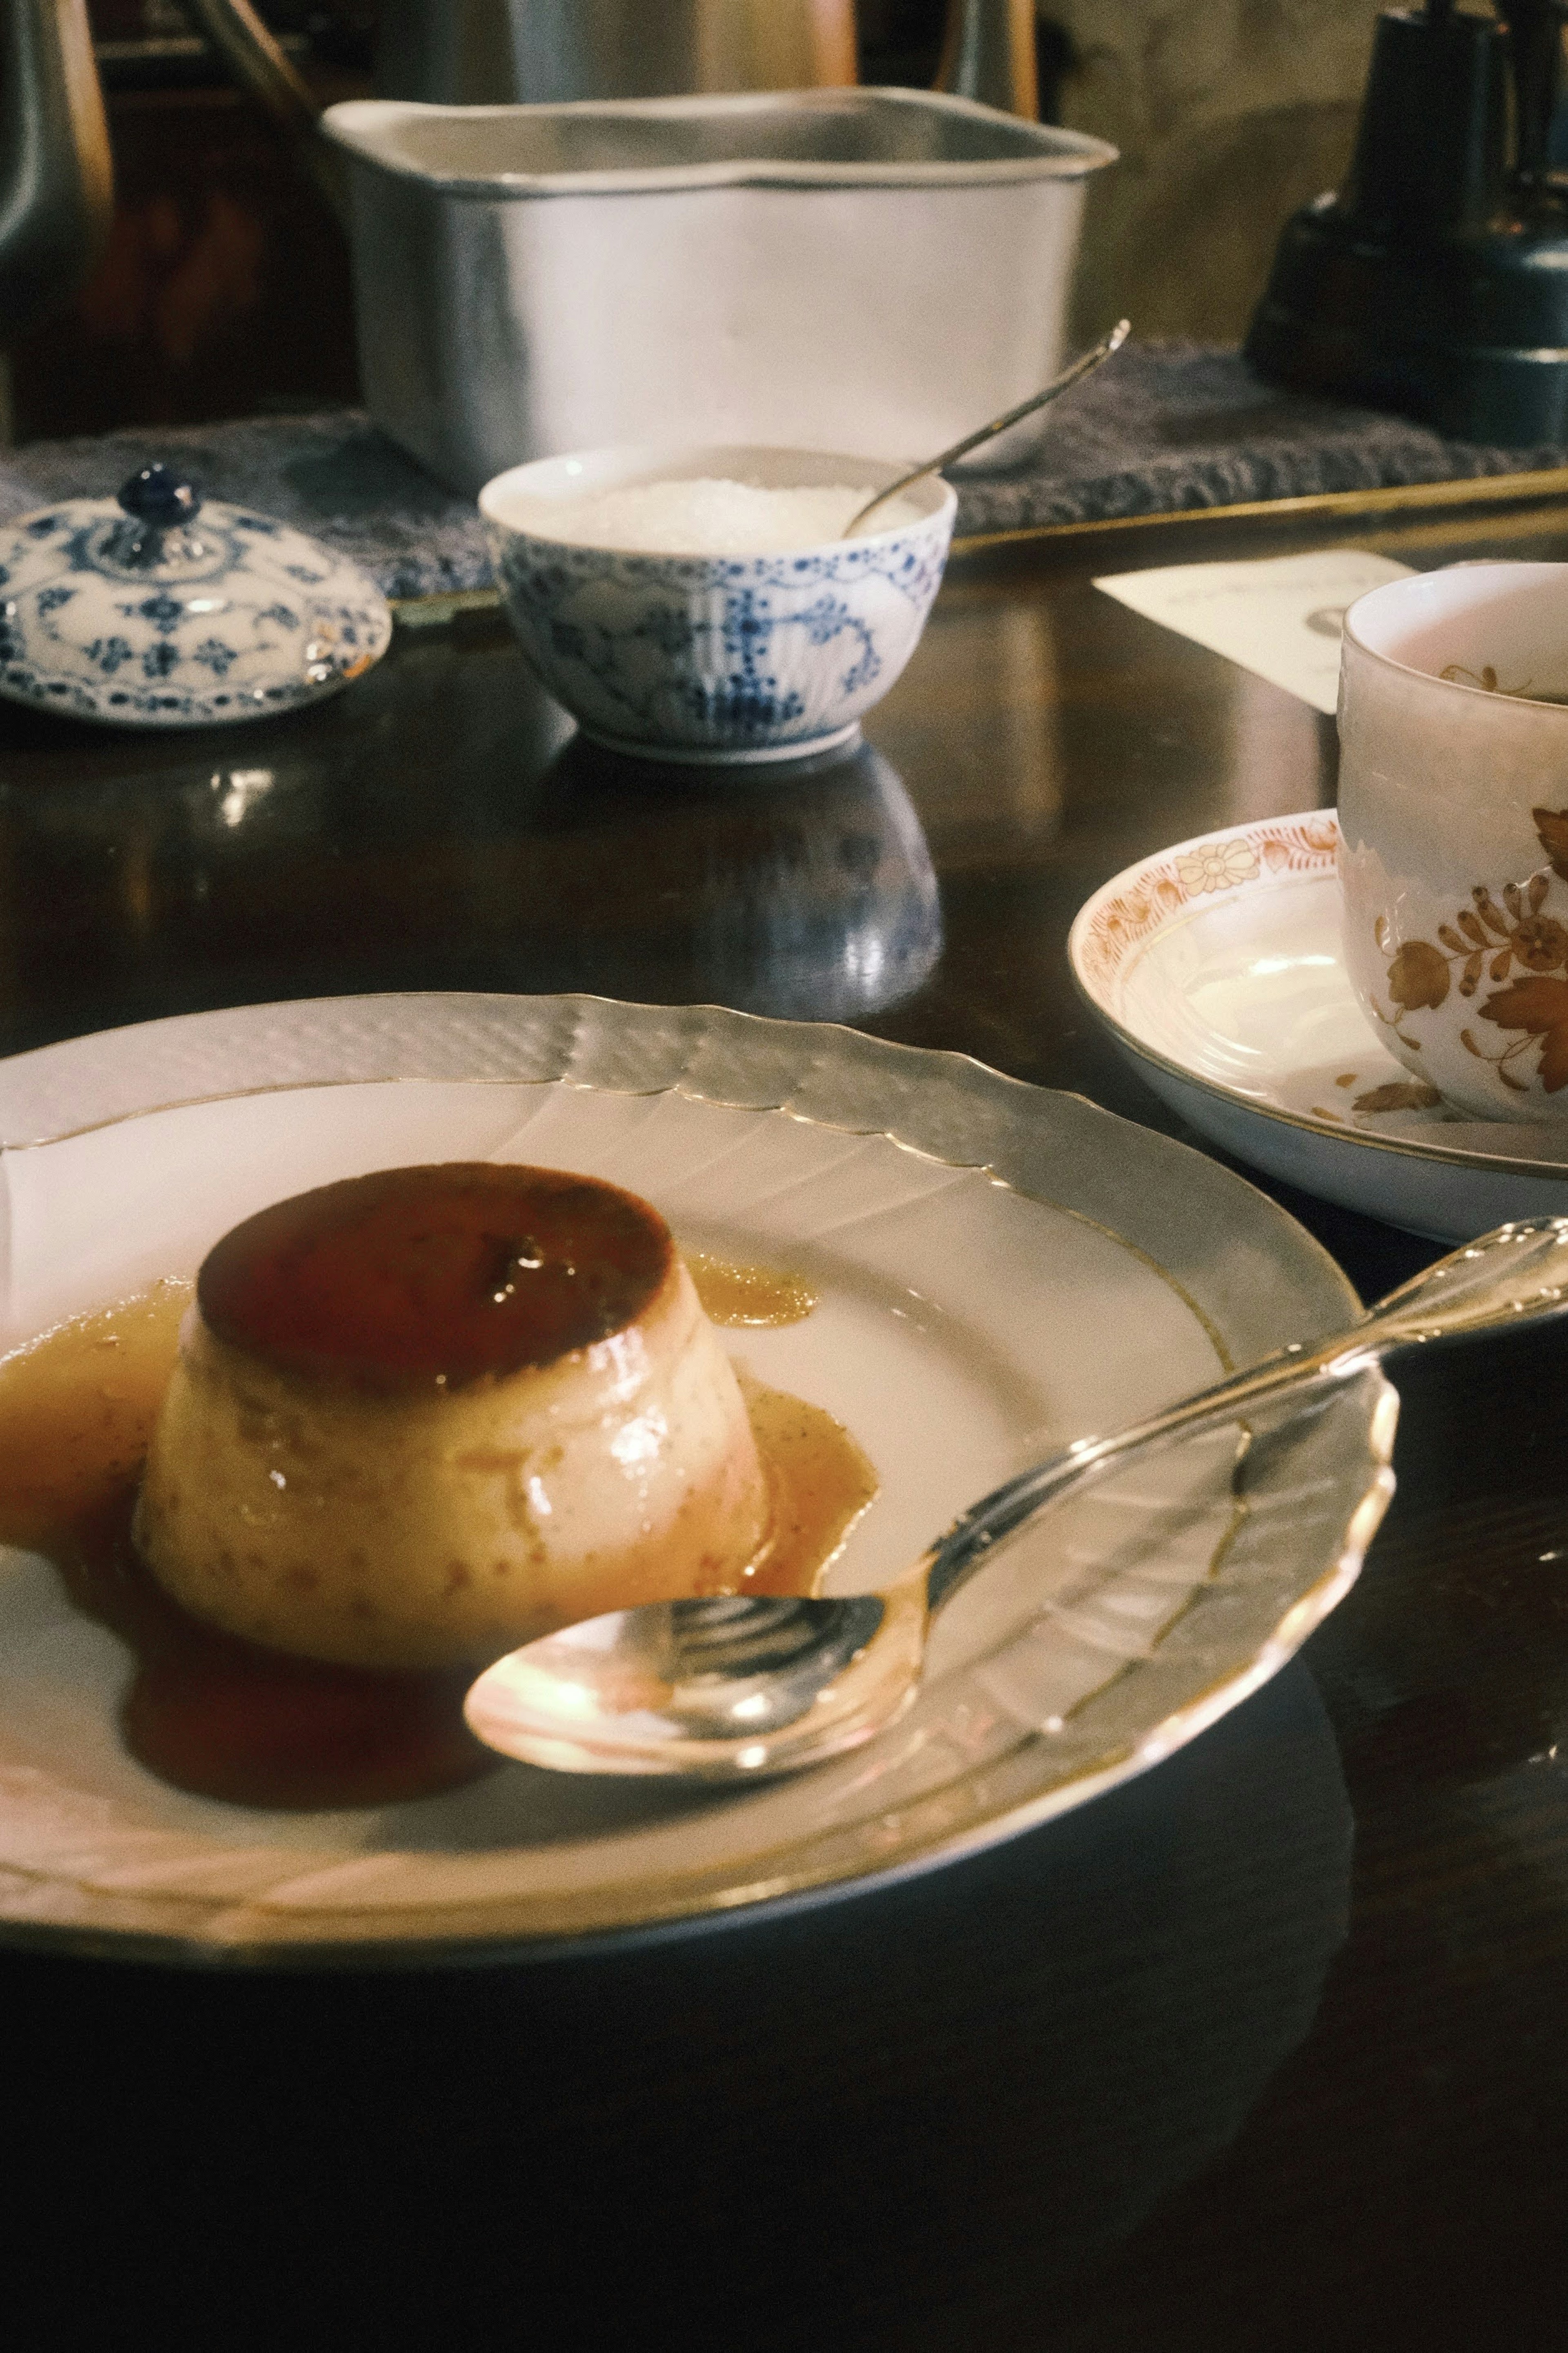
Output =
[{"x1": 134, "y1": 1163, "x2": 772, "y2": 1670}]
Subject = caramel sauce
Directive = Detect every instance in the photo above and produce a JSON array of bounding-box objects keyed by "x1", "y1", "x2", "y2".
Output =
[
  {"x1": 200, "y1": 1163, "x2": 670, "y2": 1391},
  {"x1": 70, "y1": 1512, "x2": 492, "y2": 1811},
  {"x1": 0, "y1": 1267, "x2": 874, "y2": 1811},
  {"x1": 0, "y1": 1280, "x2": 494, "y2": 1809},
  {"x1": 735, "y1": 1375, "x2": 878, "y2": 1596},
  {"x1": 684, "y1": 1251, "x2": 819, "y2": 1329}
]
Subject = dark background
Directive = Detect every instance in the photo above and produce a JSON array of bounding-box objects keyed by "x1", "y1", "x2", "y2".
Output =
[{"x1": 6, "y1": 0, "x2": 1088, "y2": 444}]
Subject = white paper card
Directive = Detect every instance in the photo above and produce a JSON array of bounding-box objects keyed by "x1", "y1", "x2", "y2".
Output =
[{"x1": 1094, "y1": 547, "x2": 1416, "y2": 714}]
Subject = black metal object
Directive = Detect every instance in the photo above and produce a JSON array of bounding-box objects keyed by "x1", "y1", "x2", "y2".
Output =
[{"x1": 1247, "y1": 2, "x2": 1568, "y2": 446}]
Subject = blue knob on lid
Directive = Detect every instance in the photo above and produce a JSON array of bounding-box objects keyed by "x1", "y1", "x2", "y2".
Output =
[{"x1": 117, "y1": 465, "x2": 202, "y2": 524}]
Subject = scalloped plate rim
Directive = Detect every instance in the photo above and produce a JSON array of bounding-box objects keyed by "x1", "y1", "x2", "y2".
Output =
[{"x1": 0, "y1": 991, "x2": 1388, "y2": 1969}]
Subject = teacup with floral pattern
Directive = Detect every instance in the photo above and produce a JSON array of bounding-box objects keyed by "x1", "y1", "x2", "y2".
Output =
[{"x1": 1340, "y1": 562, "x2": 1568, "y2": 1123}]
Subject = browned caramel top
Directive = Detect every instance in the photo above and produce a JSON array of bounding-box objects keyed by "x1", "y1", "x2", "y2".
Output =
[{"x1": 197, "y1": 1163, "x2": 672, "y2": 1392}]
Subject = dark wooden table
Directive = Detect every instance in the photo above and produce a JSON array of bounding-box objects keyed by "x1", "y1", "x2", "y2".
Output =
[{"x1": 4, "y1": 480, "x2": 1568, "y2": 2351}]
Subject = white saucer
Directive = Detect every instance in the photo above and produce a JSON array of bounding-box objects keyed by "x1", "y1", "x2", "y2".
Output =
[
  {"x1": 1070, "y1": 811, "x2": 1568, "y2": 1241},
  {"x1": 0, "y1": 993, "x2": 1390, "y2": 1962}
]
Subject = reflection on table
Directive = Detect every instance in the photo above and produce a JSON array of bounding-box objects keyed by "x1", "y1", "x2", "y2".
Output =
[{"x1": 2, "y1": 1660, "x2": 1348, "y2": 2344}]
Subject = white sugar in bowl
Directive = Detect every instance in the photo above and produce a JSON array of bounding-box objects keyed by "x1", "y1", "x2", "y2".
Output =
[{"x1": 479, "y1": 444, "x2": 957, "y2": 764}]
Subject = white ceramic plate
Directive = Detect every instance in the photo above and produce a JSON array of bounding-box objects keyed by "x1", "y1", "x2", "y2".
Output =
[
  {"x1": 0, "y1": 994, "x2": 1392, "y2": 1963},
  {"x1": 1070, "y1": 811, "x2": 1568, "y2": 1242}
]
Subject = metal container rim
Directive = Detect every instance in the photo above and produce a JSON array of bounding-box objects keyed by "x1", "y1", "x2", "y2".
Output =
[{"x1": 320, "y1": 85, "x2": 1118, "y2": 200}]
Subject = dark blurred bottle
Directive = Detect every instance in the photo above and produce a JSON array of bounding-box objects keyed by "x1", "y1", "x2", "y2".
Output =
[
  {"x1": 934, "y1": 0, "x2": 1038, "y2": 118},
  {"x1": 372, "y1": 0, "x2": 858, "y2": 105}
]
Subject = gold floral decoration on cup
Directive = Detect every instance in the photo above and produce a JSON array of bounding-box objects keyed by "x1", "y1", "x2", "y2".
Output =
[{"x1": 1378, "y1": 806, "x2": 1568, "y2": 1095}]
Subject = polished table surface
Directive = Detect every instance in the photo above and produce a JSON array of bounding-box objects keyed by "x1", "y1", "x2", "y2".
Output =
[{"x1": 4, "y1": 484, "x2": 1568, "y2": 2348}]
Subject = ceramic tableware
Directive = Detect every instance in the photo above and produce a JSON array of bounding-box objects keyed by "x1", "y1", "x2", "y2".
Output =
[
  {"x1": 0, "y1": 992, "x2": 1390, "y2": 1959},
  {"x1": 1069, "y1": 810, "x2": 1568, "y2": 1240},
  {"x1": 0, "y1": 464, "x2": 392, "y2": 728},
  {"x1": 1340, "y1": 561, "x2": 1568, "y2": 1121},
  {"x1": 480, "y1": 444, "x2": 956, "y2": 764}
]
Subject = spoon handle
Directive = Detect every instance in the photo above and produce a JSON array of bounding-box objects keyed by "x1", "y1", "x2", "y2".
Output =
[
  {"x1": 844, "y1": 318, "x2": 1130, "y2": 537},
  {"x1": 922, "y1": 1215, "x2": 1568, "y2": 1616}
]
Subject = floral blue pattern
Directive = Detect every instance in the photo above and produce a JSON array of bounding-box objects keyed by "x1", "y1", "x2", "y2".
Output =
[
  {"x1": 0, "y1": 469, "x2": 391, "y2": 730},
  {"x1": 488, "y1": 501, "x2": 953, "y2": 762}
]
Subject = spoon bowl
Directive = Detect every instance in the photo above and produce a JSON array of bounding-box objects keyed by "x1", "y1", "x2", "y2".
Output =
[
  {"x1": 466, "y1": 1591, "x2": 923, "y2": 1778},
  {"x1": 466, "y1": 1216, "x2": 1568, "y2": 1780}
]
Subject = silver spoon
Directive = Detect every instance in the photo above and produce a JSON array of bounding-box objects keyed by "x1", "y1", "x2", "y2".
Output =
[
  {"x1": 466, "y1": 1215, "x2": 1568, "y2": 1782},
  {"x1": 842, "y1": 317, "x2": 1131, "y2": 538}
]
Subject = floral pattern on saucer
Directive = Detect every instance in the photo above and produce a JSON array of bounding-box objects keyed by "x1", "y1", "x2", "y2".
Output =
[
  {"x1": 0, "y1": 480, "x2": 392, "y2": 729},
  {"x1": 1075, "y1": 811, "x2": 1340, "y2": 992},
  {"x1": 1075, "y1": 809, "x2": 1457, "y2": 1140},
  {"x1": 1069, "y1": 811, "x2": 1568, "y2": 1240}
]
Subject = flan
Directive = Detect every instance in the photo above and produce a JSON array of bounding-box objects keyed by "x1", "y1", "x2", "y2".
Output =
[{"x1": 134, "y1": 1163, "x2": 771, "y2": 1670}]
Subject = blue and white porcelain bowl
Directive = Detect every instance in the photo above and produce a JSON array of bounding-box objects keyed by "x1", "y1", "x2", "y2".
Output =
[
  {"x1": 0, "y1": 466, "x2": 392, "y2": 729},
  {"x1": 479, "y1": 444, "x2": 957, "y2": 765}
]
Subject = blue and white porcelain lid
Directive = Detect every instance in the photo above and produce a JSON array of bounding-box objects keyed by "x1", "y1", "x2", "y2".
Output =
[{"x1": 0, "y1": 464, "x2": 393, "y2": 729}]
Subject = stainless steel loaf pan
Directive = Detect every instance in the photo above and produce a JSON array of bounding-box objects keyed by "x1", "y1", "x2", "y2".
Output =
[{"x1": 320, "y1": 88, "x2": 1117, "y2": 495}]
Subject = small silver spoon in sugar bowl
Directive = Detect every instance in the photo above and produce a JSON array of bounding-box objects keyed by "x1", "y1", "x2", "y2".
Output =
[
  {"x1": 842, "y1": 316, "x2": 1131, "y2": 537},
  {"x1": 466, "y1": 1216, "x2": 1568, "y2": 1782}
]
